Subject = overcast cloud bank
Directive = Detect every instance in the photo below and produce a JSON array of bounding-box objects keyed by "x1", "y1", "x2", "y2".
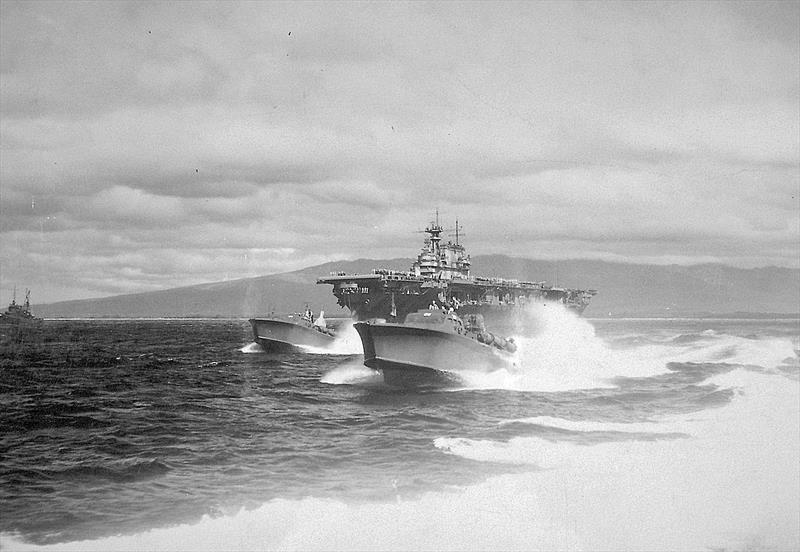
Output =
[{"x1": 1, "y1": 1, "x2": 798, "y2": 303}]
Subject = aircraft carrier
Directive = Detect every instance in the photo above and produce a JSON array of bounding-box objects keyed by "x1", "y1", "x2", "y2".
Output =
[{"x1": 317, "y1": 216, "x2": 596, "y2": 328}]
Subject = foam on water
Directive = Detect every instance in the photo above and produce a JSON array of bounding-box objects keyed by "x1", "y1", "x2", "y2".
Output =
[
  {"x1": 667, "y1": 332, "x2": 797, "y2": 368},
  {"x1": 433, "y1": 367, "x2": 800, "y2": 551},
  {"x1": 456, "y1": 304, "x2": 797, "y2": 392},
  {"x1": 5, "y1": 367, "x2": 797, "y2": 552},
  {"x1": 2, "y1": 321, "x2": 798, "y2": 552},
  {"x1": 299, "y1": 320, "x2": 364, "y2": 355},
  {"x1": 239, "y1": 342, "x2": 264, "y2": 354},
  {"x1": 497, "y1": 415, "x2": 680, "y2": 433},
  {"x1": 320, "y1": 360, "x2": 383, "y2": 385}
]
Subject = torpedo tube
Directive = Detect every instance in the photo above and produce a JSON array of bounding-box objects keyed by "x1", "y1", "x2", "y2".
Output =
[{"x1": 477, "y1": 331, "x2": 516, "y2": 353}]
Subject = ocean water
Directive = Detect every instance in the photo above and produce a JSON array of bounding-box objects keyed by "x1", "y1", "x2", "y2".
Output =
[{"x1": 1, "y1": 306, "x2": 798, "y2": 551}]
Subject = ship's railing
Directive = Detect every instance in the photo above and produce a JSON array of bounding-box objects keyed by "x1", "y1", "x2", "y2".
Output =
[
  {"x1": 320, "y1": 269, "x2": 596, "y2": 297},
  {"x1": 472, "y1": 276, "x2": 549, "y2": 289},
  {"x1": 371, "y1": 268, "x2": 418, "y2": 279}
]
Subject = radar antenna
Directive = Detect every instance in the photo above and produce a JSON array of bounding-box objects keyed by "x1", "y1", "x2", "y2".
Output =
[{"x1": 451, "y1": 219, "x2": 465, "y2": 246}]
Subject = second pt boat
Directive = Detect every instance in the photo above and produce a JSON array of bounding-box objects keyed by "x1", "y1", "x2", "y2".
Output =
[{"x1": 249, "y1": 308, "x2": 343, "y2": 352}]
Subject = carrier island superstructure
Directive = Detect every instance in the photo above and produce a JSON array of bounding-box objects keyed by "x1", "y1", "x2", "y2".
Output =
[{"x1": 317, "y1": 217, "x2": 597, "y2": 327}]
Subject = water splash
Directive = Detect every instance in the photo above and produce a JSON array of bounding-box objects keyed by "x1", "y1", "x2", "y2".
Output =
[
  {"x1": 457, "y1": 303, "x2": 798, "y2": 392},
  {"x1": 239, "y1": 342, "x2": 264, "y2": 354},
  {"x1": 7, "y1": 368, "x2": 796, "y2": 552},
  {"x1": 320, "y1": 360, "x2": 382, "y2": 385},
  {"x1": 3, "y1": 326, "x2": 797, "y2": 552},
  {"x1": 457, "y1": 303, "x2": 667, "y2": 391},
  {"x1": 433, "y1": 367, "x2": 799, "y2": 551},
  {"x1": 298, "y1": 320, "x2": 363, "y2": 355}
]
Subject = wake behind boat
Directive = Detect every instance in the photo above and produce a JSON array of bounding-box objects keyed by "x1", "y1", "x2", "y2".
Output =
[
  {"x1": 355, "y1": 309, "x2": 517, "y2": 386},
  {"x1": 249, "y1": 308, "x2": 345, "y2": 352}
]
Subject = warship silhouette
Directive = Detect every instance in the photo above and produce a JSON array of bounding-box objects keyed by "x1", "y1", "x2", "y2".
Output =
[
  {"x1": 318, "y1": 215, "x2": 597, "y2": 329},
  {"x1": 0, "y1": 288, "x2": 43, "y2": 343}
]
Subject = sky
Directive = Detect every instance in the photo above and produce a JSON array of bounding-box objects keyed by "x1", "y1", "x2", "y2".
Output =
[{"x1": 1, "y1": 1, "x2": 798, "y2": 304}]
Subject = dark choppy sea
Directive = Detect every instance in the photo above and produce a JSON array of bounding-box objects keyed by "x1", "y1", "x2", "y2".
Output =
[{"x1": 1, "y1": 306, "x2": 798, "y2": 551}]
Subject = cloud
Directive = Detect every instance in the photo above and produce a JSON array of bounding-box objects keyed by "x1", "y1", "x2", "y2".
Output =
[{"x1": 1, "y1": 1, "x2": 798, "y2": 302}]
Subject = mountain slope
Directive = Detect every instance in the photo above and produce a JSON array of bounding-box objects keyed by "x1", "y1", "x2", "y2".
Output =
[
  {"x1": 35, "y1": 259, "x2": 409, "y2": 318},
  {"x1": 470, "y1": 256, "x2": 799, "y2": 316},
  {"x1": 35, "y1": 257, "x2": 799, "y2": 318}
]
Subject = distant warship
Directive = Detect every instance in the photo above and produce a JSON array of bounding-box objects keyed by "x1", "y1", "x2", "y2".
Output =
[
  {"x1": 0, "y1": 289, "x2": 42, "y2": 343},
  {"x1": 0, "y1": 289, "x2": 41, "y2": 328},
  {"x1": 318, "y1": 215, "x2": 597, "y2": 327}
]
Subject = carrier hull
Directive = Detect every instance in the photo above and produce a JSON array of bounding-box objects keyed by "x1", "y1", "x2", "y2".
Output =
[{"x1": 319, "y1": 273, "x2": 592, "y2": 328}]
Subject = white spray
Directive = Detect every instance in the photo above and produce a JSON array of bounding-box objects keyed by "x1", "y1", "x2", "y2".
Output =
[{"x1": 458, "y1": 303, "x2": 797, "y2": 392}]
